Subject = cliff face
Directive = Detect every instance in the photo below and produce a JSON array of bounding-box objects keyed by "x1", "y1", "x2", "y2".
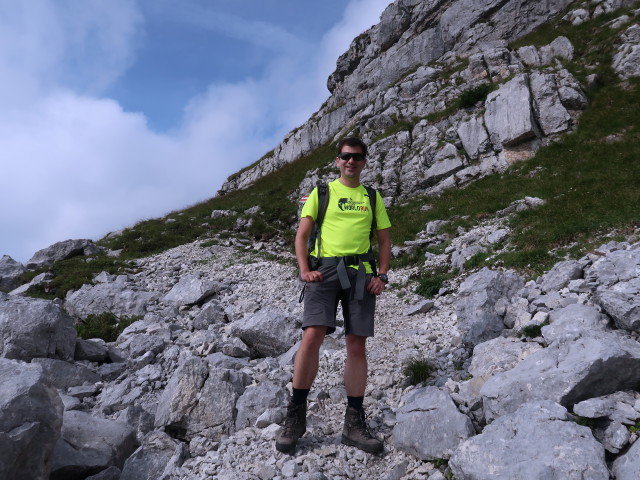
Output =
[{"x1": 217, "y1": 0, "x2": 589, "y2": 201}]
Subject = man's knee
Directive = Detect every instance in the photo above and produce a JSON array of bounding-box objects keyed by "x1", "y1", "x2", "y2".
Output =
[
  {"x1": 346, "y1": 334, "x2": 367, "y2": 357},
  {"x1": 300, "y1": 326, "x2": 327, "y2": 351}
]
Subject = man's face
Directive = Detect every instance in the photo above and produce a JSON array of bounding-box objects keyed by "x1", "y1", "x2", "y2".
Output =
[{"x1": 336, "y1": 145, "x2": 366, "y2": 180}]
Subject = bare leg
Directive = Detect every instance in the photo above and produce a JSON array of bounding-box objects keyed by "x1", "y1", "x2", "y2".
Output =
[
  {"x1": 292, "y1": 326, "x2": 327, "y2": 389},
  {"x1": 344, "y1": 334, "x2": 367, "y2": 396}
]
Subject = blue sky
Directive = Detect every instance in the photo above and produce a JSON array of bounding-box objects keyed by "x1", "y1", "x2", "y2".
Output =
[{"x1": 0, "y1": 0, "x2": 392, "y2": 263}]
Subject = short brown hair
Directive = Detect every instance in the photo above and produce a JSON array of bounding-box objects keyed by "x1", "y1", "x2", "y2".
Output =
[{"x1": 337, "y1": 137, "x2": 368, "y2": 157}]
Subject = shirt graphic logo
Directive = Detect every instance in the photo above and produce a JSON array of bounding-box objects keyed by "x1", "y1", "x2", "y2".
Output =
[{"x1": 337, "y1": 197, "x2": 369, "y2": 212}]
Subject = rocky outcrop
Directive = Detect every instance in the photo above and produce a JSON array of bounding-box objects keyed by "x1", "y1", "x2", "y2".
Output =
[
  {"x1": 26, "y1": 239, "x2": 101, "y2": 269},
  {"x1": 449, "y1": 400, "x2": 609, "y2": 480},
  {"x1": 50, "y1": 410, "x2": 137, "y2": 480},
  {"x1": 0, "y1": 255, "x2": 25, "y2": 292},
  {"x1": 455, "y1": 267, "x2": 524, "y2": 347},
  {"x1": 218, "y1": 0, "x2": 589, "y2": 200},
  {"x1": 0, "y1": 294, "x2": 77, "y2": 361},
  {"x1": 0, "y1": 358, "x2": 63, "y2": 480}
]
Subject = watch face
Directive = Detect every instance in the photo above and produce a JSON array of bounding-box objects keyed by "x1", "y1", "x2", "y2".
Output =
[{"x1": 379, "y1": 274, "x2": 388, "y2": 283}]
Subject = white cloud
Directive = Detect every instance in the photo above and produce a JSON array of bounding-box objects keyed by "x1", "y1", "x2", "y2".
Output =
[{"x1": 0, "y1": 0, "x2": 392, "y2": 263}]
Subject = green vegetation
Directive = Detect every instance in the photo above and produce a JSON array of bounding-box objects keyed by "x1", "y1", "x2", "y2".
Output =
[
  {"x1": 25, "y1": 254, "x2": 131, "y2": 300},
  {"x1": 629, "y1": 420, "x2": 640, "y2": 433},
  {"x1": 403, "y1": 357, "x2": 435, "y2": 385},
  {"x1": 519, "y1": 320, "x2": 550, "y2": 338},
  {"x1": 458, "y1": 83, "x2": 497, "y2": 108},
  {"x1": 414, "y1": 266, "x2": 455, "y2": 298},
  {"x1": 574, "y1": 416, "x2": 597, "y2": 430},
  {"x1": 75, "y1": 312, "x2": 141, "y2": 342}
]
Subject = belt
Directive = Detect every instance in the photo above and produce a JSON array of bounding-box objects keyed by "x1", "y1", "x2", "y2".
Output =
[{"x1": 313, "y1": 252, "x2": 375, "y2": 301}]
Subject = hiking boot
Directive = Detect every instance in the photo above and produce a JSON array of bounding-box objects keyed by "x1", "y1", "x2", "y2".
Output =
[
  {"x1": 341, "y1": 406, "x2": 384, "y2": 454},
  {"x1": 275, "y1": 401, "x2": 307, "y2": 454}
]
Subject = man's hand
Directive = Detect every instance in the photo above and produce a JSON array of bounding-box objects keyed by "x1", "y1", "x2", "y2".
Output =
[
  {"x1": 301, "y1": 270, "x2": 323, "y2": 282},
  {"x1": 367, "y1": 276, "x2": 386, "y2": 296}
]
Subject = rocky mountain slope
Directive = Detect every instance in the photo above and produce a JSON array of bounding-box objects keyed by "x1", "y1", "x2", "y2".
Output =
[{"x1": 1, "y1": 0, "x2": 640, "y2": 479}]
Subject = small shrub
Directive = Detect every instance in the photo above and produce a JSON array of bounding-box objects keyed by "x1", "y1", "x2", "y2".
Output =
[
  {"x1": 75, "y1": 312, "x2": 141, "y2": 342},
  {"x1": 458, "y1": 83, "x2": 496, "y2": 108},
  {"x1": 415, "y1": 267, "x2": 453, "y2": 298},
  {"x1": 403, "y1": 357, "x2": 435, "y2": 385},
  {"x1": 519, "y1": 320, "x2": 550, "y2": 338},
  {"x1": 574, "y1": 416, "x2": 597, "y2": 430}
]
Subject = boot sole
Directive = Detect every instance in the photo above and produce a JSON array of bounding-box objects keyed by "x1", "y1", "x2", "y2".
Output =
[
  {"x1": 341, "y1": 434, "x2": 384, "y2": 454},
  {"x1": 275, "y1": 441, "x2": 297, "y2": 454}
]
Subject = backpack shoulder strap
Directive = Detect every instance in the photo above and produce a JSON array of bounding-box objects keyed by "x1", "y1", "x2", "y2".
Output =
[
  {"x1": 307, "y1": 182, "x2": 329, "y2": 255},
  {"x1": 364, "y1": 185, "x2": 377, "y2": 237}
]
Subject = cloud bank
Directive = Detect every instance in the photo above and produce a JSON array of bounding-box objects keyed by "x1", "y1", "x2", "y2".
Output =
[{"x1": 0, "y1": 0, "x2": 391, "y2": 262}]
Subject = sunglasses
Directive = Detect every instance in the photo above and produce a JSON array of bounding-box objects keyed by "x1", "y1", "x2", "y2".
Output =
[{"x1": 338, "y1": 152, "x2": 365, "y2": 161}]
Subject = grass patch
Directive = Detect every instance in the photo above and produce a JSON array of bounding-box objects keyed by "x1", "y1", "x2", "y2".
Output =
[
  {"x1": 414, "y1": 266, "x2": 454, "y2": 298},
  {"x1": 464, "y1": 251, "x2": 492, "y2": 270},
  {"x1": 403, "y1": 357, "x2": 435, "y2": 385},
  {"x1": 458, "y1": 83, "x2": 497, "y2": 108},
  {"x1": 519, "y1": 320, "x2": 550, "y2": 338},
  {"x1": 75, "y1": 312, "x2": 141, "y2": 342},
  {"x1": 25, "y1": 254, "x2": 130, "y2": 300}
]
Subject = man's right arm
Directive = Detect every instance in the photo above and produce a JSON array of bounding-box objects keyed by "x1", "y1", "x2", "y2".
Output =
[{"x1": 295, "y1": 216, "x2": 323, "y2": 282}]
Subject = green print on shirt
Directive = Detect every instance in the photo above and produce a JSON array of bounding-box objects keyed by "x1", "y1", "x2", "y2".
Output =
[{"x1": 337, "y1": 197, "x2": 370, "y2": 212}]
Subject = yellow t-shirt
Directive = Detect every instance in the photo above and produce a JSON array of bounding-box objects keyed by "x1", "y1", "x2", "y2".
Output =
[{"x1": 300, "y1": 180, "x2": 391, "y2": 272}]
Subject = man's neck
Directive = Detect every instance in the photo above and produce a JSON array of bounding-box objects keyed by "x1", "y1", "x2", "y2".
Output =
[{"x1": 338, "y1": 176, "x2": 361, "y2": 188}]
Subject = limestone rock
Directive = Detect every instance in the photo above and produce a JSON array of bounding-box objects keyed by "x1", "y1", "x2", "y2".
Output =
[
  {"x1": 154, "y1": 356, "x2": 242, "y2": 441},
  {"x1": 230, "y1": 309, "x2": 300, "y2": 358},
  {"x1": 160, "y1": 275, "x2": 223, "y2": 306},
  {"x1": 449, "y1": 400, "x2": 609, "y2": 480},
  {"x1": 484, "y1": 74, "x2": 539, "y2": 147},
  {"x1": 26, "y1": 239, "x2": 100, "y2": 269},
  {"x1": 613, "y1": 24, "x2": 640, "y2": 79},
  {"x1": 481, "y1": 330, "x2": 640, "y2": 423},
  {"x1": 50, "y1": 410, "x2": 137, "y2": 480},
  {"x1": 455, "y1": 267, "x2": 524, "y2": 347},
  {"x1": 0, "y1": 255, "x2": 26, "y2": 293},
  {"x1": 0, "y1": 358, "x2": 63, "y2": 480},
  {"x1": 612, "y1": 436, "x2": 640, "y2": 479},
  {"x1": 392, "y1": 386, "x2": 474, "y2": 460},
  {"x1": 120, "y1": 431, "x2": 186, "y2": 480},
  {"x1": 65, "y1": 281, "x2": 158, "y2": 318},
  {"x1": 0, "y1": 294, "x2": 77, "y2": 361}
]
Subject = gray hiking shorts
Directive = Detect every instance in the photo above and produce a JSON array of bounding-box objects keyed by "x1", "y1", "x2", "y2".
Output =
[{"x1": 301, "y1": 264, "x2": 376, "y2": 337}]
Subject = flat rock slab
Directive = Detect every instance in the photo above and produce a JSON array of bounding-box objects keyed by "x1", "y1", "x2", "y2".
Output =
[{"x1": 450, "y1": 400, "x2": 608, "y2": 480}]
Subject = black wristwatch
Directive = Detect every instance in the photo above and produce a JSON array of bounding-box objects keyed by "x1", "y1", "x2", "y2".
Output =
[{"x1": 377, "y1": 273, "x2": 389, "y2": 284}]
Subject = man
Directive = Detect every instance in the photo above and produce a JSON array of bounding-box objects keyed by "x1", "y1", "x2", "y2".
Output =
[{"x1": 276, "y1": 137, "x2": 391, "y2": 455}]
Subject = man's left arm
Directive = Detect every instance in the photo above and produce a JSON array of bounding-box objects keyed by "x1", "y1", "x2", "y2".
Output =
[{"x1": 367, "y1": 227, "x2": 391, "y2": 295}]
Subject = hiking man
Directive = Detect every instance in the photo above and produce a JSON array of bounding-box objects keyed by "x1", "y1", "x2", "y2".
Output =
[{"x1": 276, "y1": 137, "x2": 391, "y2": 454}]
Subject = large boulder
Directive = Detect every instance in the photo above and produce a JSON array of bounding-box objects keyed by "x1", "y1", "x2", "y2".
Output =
[
  {"x1": 231, "y1": 309, "x2": 300, "y2": 357},
  {"x1": 0, "y1": 358, "x2": 64, "y2": 480},
  {"x1": 484, "y1": 74, "x2": 540, "y2": 147},
  {"x1": 536, "y1": 259, "x2": 583, "y2": 293},
  {"x1": 0, "y1": 255, "x2": 26, "y2": 292},
  {"x1": 449, "y1": 400, "x2": 609, "y2": 480},
  {"x1": 587, "y1": 248, "x2": 640, "y2": 333},
  {"x1": 613, "y1": 24, "x2": 640, "y2": 80},
  {"x1": 612, "y1": 436, "x2": 640, "y2": 479},
  {"x1": 235, "y1": 382, "x2": 288, "y2": 430},
  {"x1": 120, "y1": 431, "x2": 186, "y2": 480},
  {"x1": 31, "y1": 357, "x2": 100, "y2": 390},
  {"x1": 160, "y1": 275, "x2": 223, "y2": 306},
  {"x1": 65, "y1": 279, "x2": 158, "y2": 318},
  {"x1": 530, "y1": 71, "x2": 572, "y2": 135},
  {"x1": 154, "y1": 356, "x2": 244, "y2": 441},
  {"x1": 455, "y1": 268, "x2": 524, "y2": 347},
  {"x1": 392, "y1": 386, "x2": 475, "y2": 460},
  {"x1": 26, "y1": 239, "x2": 100, "y2": 269},
  {"x1": 50, "y1": 410, "x2": 137, "y2": 480},
  {"x1": 481, "y1": 330, "x2": 640, "y2": 423},
  {"x1": 0, "y1": 294, "x2": 77, "y2": 361},
  {"x1": 541, "y1": 303, "x2": 610, "y2": 343}
]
